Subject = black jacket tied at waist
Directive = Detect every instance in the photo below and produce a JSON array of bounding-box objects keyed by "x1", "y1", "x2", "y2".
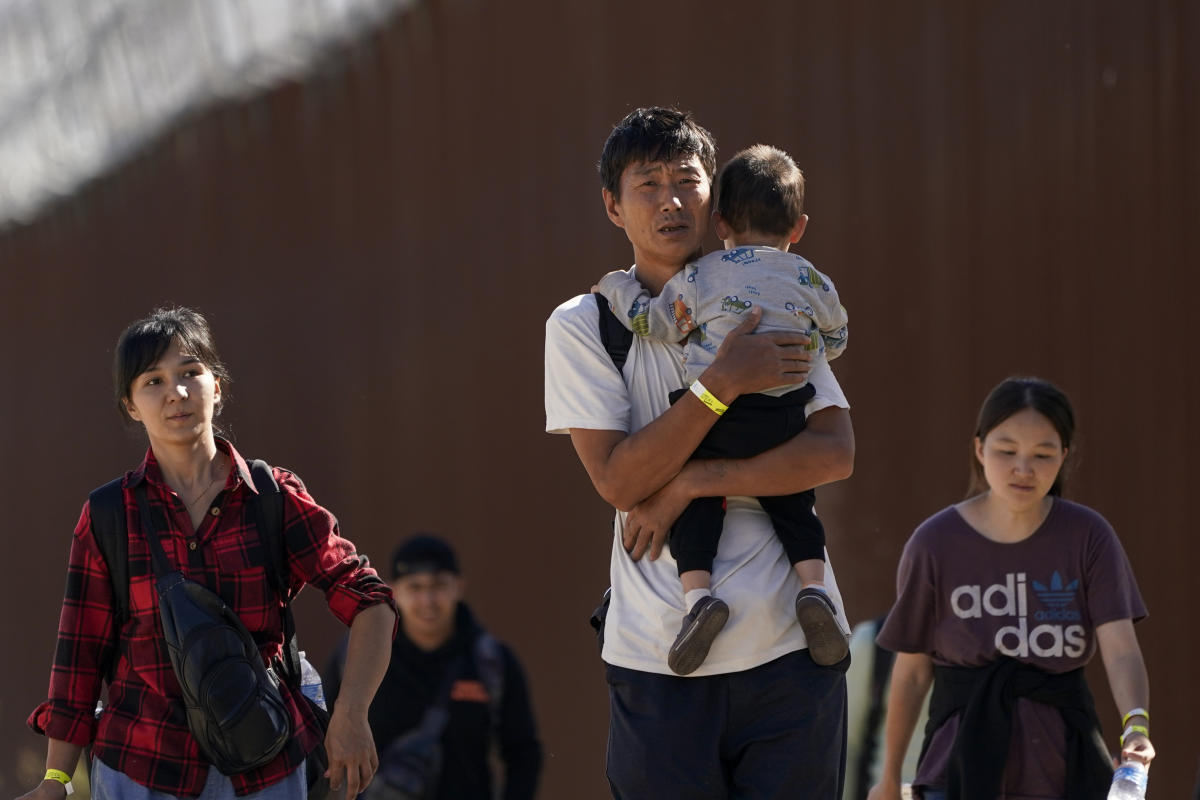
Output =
[{"x1": 922, "y1": 658, "x2": 1112, "y2": 800}]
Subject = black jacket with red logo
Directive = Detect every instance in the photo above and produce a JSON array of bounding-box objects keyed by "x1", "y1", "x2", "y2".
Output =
[{"x1": 328, "y1": 603, "x2": 542, "y2": 800}]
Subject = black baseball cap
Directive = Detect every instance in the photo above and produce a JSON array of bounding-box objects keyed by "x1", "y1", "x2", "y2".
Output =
[{"x1": 390, "y1": 534, "x2": 460, "y2": 580}]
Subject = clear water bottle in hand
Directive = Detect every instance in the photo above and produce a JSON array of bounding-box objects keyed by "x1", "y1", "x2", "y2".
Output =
[
  {"x1": 298, "y1": 650, "x2": 327, "y2": 711},
  {"x1": 1107, "y1": 760, "x2": 1148, "y2": 800}
]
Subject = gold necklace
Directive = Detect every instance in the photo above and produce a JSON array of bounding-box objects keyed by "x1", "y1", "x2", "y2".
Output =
[{"x1": 183, "y1": 456, "x2": 226, "y2": 509}]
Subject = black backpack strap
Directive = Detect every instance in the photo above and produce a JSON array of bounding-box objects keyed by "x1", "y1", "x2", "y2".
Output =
[
  {"x1": 473, "y1": 632, "x2": 506, "y2": 741},
  {"x1": 591, "y1": 295, "x2": 629, "y2": 656},
  {"x1": 594, "y1": 292, "x2": 633, "y2": 373},
  {"x1": 247, "y1": 460, "x2": 288, "y2": 599},
  {"x1": 246, "y1": 459, "x2": 302, "y2": 686},
  {"x1": 88, "y1": 478, "x2": 129, "y2": 623},
  {"x1": 88, "y1": 477, "x2": 128, "y2": 682}
]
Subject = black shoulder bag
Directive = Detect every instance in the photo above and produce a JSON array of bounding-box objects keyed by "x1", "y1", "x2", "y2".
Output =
[
  {"x1": 92, "y1": 462, "x2": 331, "y2": 794},
  {"x1": 367, "y1": 652, "x2": 468, "y2": 800},
  {"x1": 135, "y1": 485, "x2": 291, "y2": 775}
]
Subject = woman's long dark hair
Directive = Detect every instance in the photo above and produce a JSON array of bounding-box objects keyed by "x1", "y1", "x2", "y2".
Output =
[
  {"x1": 113, "y1": 306, "x2": 231, "y2": 425},
  {"x1": 968, "y1": 376, "x2": 1075, "y2": 497}
]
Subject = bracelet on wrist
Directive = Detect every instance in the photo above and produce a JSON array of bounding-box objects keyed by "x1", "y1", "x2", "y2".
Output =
[
  {"x1": 689, "y1": 380, "x2": 728, "y2": 416},
  {"x1": 1121, "y1": 707, "x2": 1149, "y2": 728},
  {"x1": 43, "y1": 768, "x2": 74, "y2": 796},
  {"x1": 1120, "y1": 724, "x2": 1150, "y2": 747}
]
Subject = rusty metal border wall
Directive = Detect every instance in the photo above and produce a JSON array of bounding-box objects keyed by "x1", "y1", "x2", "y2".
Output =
[{"x1": 1, "y1": 1, "x2": 1196, "y2": 796}]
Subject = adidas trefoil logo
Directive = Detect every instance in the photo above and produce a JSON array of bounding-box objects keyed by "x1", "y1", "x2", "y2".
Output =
[{"x1": 1032, "y1": 571, "x2": 1078, "y2": 610}]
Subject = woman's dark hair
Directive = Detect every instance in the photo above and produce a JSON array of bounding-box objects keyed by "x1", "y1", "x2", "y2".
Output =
[
  {"x1": 968, "y1": 376, "x2": 1075, "y2": 497},
  {"x1": 113, "y1": 306, "x2": 231, "y2": 423}
]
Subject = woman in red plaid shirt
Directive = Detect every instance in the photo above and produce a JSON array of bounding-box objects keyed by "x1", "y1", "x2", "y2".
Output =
[{"x1": 20, "y1": 307, "x2": 398, "y2": 800}]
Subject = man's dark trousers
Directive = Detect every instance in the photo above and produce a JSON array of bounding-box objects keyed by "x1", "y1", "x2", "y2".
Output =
[{"x1": 605, "y1": 649, "x2": 848, "y2": 799}]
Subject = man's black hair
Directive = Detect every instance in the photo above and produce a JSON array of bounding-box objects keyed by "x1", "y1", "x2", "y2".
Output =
[
  {"x1": 598, "y1": 107, "x2": 717, "y2": 198},
  {"x1": 391, "y1": 534, "x2": 460, "y2": 579}
]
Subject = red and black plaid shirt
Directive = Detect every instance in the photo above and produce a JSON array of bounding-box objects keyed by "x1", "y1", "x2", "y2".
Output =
[{"x1": 29, "y1": 440, "x2": 396, "y2": 796}]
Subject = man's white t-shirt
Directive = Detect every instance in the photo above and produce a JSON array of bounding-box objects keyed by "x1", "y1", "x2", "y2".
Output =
[{"x1": 545, "y1": 287, "x2": 851, "y2": 676}]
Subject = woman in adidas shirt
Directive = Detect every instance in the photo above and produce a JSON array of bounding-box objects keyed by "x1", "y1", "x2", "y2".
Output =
[{"x1": 869, "y1": 377, "x2": 1154, "y2": 800}]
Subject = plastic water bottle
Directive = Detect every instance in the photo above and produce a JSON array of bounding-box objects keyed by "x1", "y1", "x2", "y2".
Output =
[
  {"x1": 298, "y1": 650, "x2": 327, "y2": 711},
  {"x1": 1107, "y1": 760, "x2": 1148, "y2": 800}
]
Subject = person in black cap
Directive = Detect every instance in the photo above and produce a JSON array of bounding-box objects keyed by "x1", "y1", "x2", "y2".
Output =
[{"x1": 326, "y1": 534, "x2": 542, "y2": 800}]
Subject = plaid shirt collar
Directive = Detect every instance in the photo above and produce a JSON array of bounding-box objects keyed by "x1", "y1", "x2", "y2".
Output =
[{"x1": 125, "y1": 437, "x2": 257, "y2": 495}]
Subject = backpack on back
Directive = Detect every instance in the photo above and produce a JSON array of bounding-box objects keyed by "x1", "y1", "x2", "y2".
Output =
[{"x1": 89, "y1": 460, "x2": 330, "y2": 795}]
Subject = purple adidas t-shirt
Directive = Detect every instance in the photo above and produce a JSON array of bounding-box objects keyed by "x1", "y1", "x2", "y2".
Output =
[{"x1": 877, "y1": 498, "x2": 1146, "y2": 799}]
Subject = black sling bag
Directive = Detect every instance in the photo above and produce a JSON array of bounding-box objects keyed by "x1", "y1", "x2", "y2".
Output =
[
  {"x1": 91, "y1": 461, "x2": 331, "y2": 794},
  {"x1": 135, "y1": 484, "x2": 291, "y2": 775},
  {"x1": 369, "y1": 651, "x2": 466, "y2": 800}
]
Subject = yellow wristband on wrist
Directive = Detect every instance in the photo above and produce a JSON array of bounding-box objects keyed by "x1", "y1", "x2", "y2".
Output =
[
  {"x1": 44, "y1": 769, "x2": 74, "y2": 795},
  {"x1": 1121, "y1": 707, "x2": 1149, "y2": 727},
  {"x1": 1120, "y1": 725, "x2": 1150, "y2": 746},
  {"x1": 689, "y1": 380, "x2": 728, "y2": 416}
]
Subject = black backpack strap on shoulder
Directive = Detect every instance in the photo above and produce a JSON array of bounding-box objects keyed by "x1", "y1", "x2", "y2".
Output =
[
  {"x1": 591, "y1": 296, "x2": 628, "y2": 667},
  {"x1": 246, "y1": 459, "x2": 302, "y2": 686},
  {"x1": 88, "y1": 477, "x2": 128, "y2": 682},
  {"x1": 247, "y1": 460, "x2": 288, "y2": 600},
  {"x1": 88, "y1": 478, "x2": 129, "y2": 626},
  {"x1": 594, "y1": 292, "x2": 633, "y2": 373},
  {"x1": 473, "y1": 632, "x2": 506, "y2": 734}
]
